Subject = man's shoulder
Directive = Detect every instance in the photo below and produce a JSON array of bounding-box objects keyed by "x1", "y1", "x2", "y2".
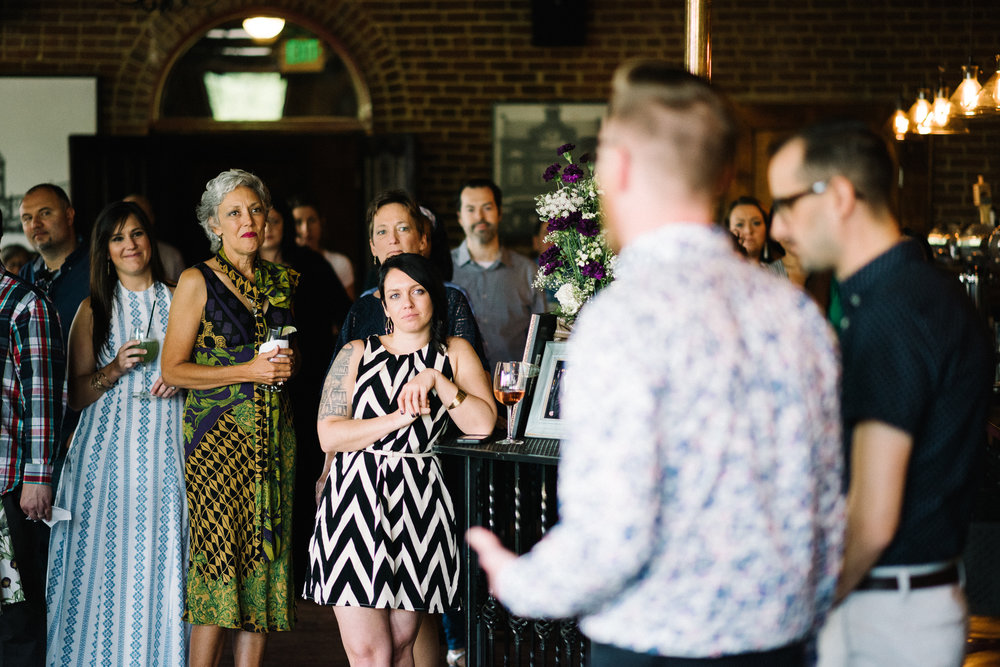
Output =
[
  {"x1": 450, "y1": 241, "x2": 470, "y2": 263},
  {"x1": 0, "y1": 272, "x2": 50, "y2": 313},
  {"x1": 61, "y1": 241, "x2": 90, "y2": 272}
]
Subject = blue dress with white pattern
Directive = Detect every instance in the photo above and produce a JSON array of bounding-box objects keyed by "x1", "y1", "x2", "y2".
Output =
[{"x1": 45, "y1": 282, "x2": 187, "y2": 667}]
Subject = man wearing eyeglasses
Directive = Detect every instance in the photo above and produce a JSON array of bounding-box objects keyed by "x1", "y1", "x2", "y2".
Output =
[
  {"x1": 769, "y1": 120, "x2": 992, "y2": 667},
  {"x1": 0, "y1": 205, "x2": 66, "y2": 665}
]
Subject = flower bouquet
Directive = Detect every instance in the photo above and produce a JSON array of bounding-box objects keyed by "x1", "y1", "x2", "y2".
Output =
[{"x1": 534, "y1": 143, "x2": 616, "y2": 324}]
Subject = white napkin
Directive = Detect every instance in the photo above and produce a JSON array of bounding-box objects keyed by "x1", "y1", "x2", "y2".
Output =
[{"x1": 42, "y1": 506, "x2": 71, "y2": 527}]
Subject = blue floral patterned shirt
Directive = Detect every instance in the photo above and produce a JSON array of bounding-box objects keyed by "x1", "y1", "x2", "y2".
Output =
[{"x1": 496, "y1": 223, "x2": 844, "y2": 657}]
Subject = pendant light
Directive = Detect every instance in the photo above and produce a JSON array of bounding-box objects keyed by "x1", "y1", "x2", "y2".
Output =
[
  {"x1": 908, "y1": 89, "x2": 934, "y2": 134},
  {"x1": 975, "y1": 55, "x2": 1000, "y2": 115},
  {"x1": 950, "y1": 62, "x2": 982, "y2": 117},
  {"x1": 890, "y1": 97, "x2": 910, "y2": 140}
]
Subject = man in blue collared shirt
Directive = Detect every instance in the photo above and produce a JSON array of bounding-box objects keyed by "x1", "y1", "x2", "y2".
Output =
[
  {"x1": 451, "y1": 179, "x2": 546, "y2": 368},
  {"x1": 769, "y1": 120, "x2": 992, "y2": 667}
]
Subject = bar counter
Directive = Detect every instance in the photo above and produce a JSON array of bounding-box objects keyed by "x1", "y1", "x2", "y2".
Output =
[
  {"x1": 435, "y1": 434, "x2": 586, "y2": 667},
  {"x1": 438, "y1": 408, "x2": 1000, "y2": 664}
]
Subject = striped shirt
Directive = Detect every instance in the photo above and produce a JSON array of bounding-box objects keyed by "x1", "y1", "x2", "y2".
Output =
[{"x1": 0, "y1": 262, "x2": 65, "y2": 492}]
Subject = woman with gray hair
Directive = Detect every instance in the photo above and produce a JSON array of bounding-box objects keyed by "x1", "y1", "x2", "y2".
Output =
[{"x1": 162, "y1": 168, "x2": 298, "y2": 666}]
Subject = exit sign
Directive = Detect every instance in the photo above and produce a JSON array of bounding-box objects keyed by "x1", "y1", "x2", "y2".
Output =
[{"x1": 282, "y1": 39, "x2": 325, "y2": 72}]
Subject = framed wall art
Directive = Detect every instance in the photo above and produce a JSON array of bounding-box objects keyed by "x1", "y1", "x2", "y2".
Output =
[
  {"x1": 492, "y1": 102, "x2": 606, "y2": 241},
  {"x1": 0, "y1": 76, "x2": 97, "y2": 247}
]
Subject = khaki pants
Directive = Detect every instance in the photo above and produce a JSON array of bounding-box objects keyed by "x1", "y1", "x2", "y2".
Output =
[{"x1": 817, "y1": 585, "x2": 967, "y2": 667}]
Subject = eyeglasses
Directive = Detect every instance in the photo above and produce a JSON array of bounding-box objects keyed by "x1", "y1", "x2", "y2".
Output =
[{"x1": 771, "y1": 181, "x2": 828, "y2": 218}]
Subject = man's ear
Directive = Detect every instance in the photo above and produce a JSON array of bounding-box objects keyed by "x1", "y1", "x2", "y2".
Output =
[
  {"x1": 598, "y1": 143, "x2": 630, "y2": 195},
  {"x1": 828, "y1": 175, "x2": 860, "y2": 219},
  {"x1": 65, "y1": 206, "x2": 76, "y2": 228}
]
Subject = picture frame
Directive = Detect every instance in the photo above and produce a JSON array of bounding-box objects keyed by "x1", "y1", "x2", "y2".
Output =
[
  {"x1": 525, "y1": 341, "x2": 569, "y2": 439},
  {"x1": 510, "y1": 313, "x2": 557, "y2": 439},
  {"x1": 492, "y1": 102, "x2": 606, "y2": 241},
  {"x1": 0, "y1": 77, "x2": 98, "y2": 245}
]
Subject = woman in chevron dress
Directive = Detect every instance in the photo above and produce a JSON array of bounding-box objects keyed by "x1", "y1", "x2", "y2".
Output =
[
  {"x1": 46, "y1": 201, "x2": 186, "y2": 666},
  {"x1": 305, "y1": 253, "x2": 495, "y2": 666}
]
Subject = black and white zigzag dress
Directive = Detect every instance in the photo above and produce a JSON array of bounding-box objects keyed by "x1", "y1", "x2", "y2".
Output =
[{"x1": 303, "y1": 335, "x2": 459, "y2": 612}]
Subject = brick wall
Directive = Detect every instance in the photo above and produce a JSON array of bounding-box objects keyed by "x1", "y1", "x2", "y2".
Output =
[{"x1": 2, "y1": 0, "x2": 999, "y2": 232}]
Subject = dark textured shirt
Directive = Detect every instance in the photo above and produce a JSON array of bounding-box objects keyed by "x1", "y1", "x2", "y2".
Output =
[
  {"x1": 335, "y1": 283, "x2": 487, "y2": 369},
  {"x1": 19, "y1": 239, "x2": 90, "y2": 349},
  {"x1": 837, "y1": 239, "x2": 992, "y2": 566},
  {"x1": 0, "y1": 263, "x2": 66, "y2": 491}
]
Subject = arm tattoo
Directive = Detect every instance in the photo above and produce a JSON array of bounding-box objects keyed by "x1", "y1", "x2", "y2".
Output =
[{"x1": 318, "y1": 344, "x2": 353, "y2": 419}]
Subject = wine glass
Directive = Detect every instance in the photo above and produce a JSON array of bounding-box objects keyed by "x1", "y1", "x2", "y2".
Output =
[
  {"x1": 131, "y1": 326, "x2": 159, "y2": 399},
  {"x1": 259, "y1": 327, "x2": 288, "y2": 393},
  {"x1": 493, "y1": 361, "x2": 537, "y2": 445}
]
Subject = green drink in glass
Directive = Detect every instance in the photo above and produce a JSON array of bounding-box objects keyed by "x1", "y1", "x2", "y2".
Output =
[{"x1": 131, "y1": 326, "x2": 159, "y2": 398}]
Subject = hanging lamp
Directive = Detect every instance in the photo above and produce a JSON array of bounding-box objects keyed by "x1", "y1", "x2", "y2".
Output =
[
  {"x1": 975, "y1": 54, "x2": 1000, "y2": 115},
  {"x1": 950, "y1": 62, "x2": 982, "y2": 117}
]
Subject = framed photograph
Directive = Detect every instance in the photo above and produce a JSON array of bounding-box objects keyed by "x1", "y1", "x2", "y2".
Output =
[
  {"x1": 525, "y1": 341, "x2": 569, "y2": 439},
  {"x1": 493, "y1": 102, "x2": 606, "y2": 241},
  {"x1": 0, "y1": 76, "x2": 98, "y2": 246},
  {"x1": 510, "y1": 313, "x2": 557, "y2": 438}
]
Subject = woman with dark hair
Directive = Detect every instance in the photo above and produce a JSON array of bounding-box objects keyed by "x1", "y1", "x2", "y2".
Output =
[
  {"x1": 305, "y1": 253, "x2": 496, "y2": 666},
  {"x1": 262, "y1": 198, "x2": 351, "y2": 592},
  {"x1": 288, "y1": 193, "x2": 356, "y2": 300},
  {"x1": 162, "y1": 169, "x2": 297, "y2": 666},
  {"x1": 46, "y1": 200, "x2": 187, "y2": 665},
  {"x1": 726, "y1": 196, "x2": 787, "y2": 276},
  {"x1": 330, "y1": 189, "x2": 486, "y2": 667},
  {"x1": 335, "y1": 189, "x2": 485, "y2": 366}
]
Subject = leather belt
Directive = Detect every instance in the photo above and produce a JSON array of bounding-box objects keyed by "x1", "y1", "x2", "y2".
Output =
[{"x1": 857, "y1": 563, "x2": 960, "y2": 591}]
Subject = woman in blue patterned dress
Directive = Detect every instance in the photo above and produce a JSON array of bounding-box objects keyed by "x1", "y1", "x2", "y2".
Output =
[
  {"x1": 46, "y1": 200, "x2": 187, "y2": 666},
  {"x1": 305, "y1": 253, "x2": 495, "y2": 666}
]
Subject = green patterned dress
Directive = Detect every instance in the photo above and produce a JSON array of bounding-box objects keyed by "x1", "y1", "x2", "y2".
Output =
[{"x1": 183, "y1": 258, "x2": 298, "y2": 632}]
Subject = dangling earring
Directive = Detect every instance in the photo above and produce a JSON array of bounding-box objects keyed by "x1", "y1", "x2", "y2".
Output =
[
  {"x1": 107, "y1": 257, "x2": 112, "y2": 275},
  {"x1": 385, "y1": 315, "x2": 394, "y2": 334}
]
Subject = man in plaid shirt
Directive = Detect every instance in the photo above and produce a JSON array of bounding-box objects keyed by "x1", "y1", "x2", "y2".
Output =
[{"x1": 0, "y1": 206, "x2": 66, "y2": 665}]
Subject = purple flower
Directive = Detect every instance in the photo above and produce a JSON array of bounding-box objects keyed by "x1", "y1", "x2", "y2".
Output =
[
  {"x1": 577, "y1": 216, "x2": 600, "y2": 237},
  {"x1": 542, "y1": 162, "x2": 562, "y2": 182},
  {"x1": 580, "y1": 260, "x2": 607, "y2": 280},
  {"x1": 579, "y1": 153, "x2": 592, "y2": 163},
  {"x1": 557, "y1": 143, "x2": 576, "y2": 155},
  {"x1": 546, "y1": 215, "x2": 571, "y2": 232},
  {"x1": 561, "y1": 164, "x2": 585, "y2": 183},
  {"x1": 537, "y1": 246, "x2": 564, "y2": 275}
]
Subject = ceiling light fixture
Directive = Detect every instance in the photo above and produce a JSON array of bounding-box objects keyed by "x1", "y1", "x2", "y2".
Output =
[
  {"x1": 242, "y1": 17, "x2": 285, "y2": 41},
  {"x1": 975, "y1": 55, "x2": 1000, "y2": 115},
  {"x1": 950, "y1": 62, "x2": 982, "y2": 117}
]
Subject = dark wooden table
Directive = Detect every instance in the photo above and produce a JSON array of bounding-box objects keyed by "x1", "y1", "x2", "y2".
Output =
[{"x1": 436, "y1": 435, "x2": 587, "y2": 667}]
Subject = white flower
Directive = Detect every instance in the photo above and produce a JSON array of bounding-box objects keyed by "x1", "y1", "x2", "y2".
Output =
[{"x1": 554, "y1": 283, "x2": 584, "y2": 316}]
